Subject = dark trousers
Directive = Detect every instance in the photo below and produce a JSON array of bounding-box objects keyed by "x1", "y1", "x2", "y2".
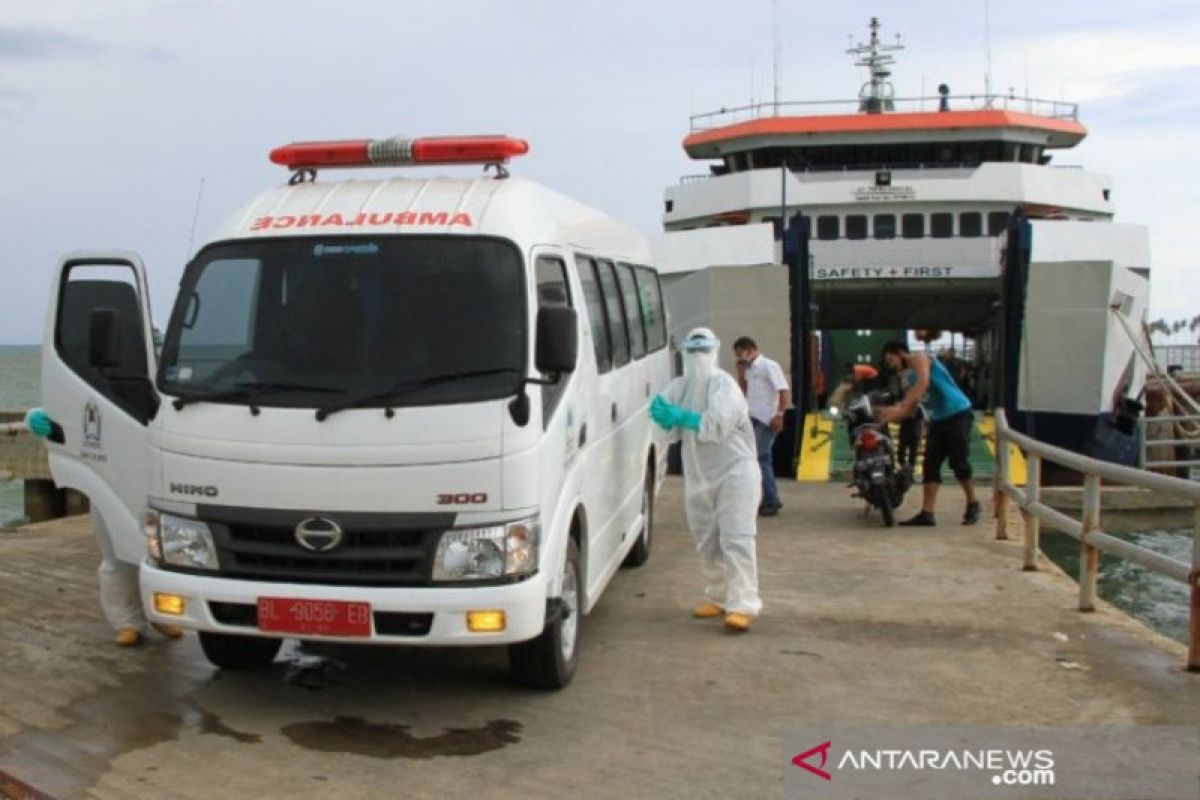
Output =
[{"x1": 752, "y1": 419, "x2": 780, "y2": 508}]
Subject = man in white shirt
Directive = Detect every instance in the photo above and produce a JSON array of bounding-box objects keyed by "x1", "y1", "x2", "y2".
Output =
[{"x1": 733, "y1": 337, "x2": 791, "y2": 516}]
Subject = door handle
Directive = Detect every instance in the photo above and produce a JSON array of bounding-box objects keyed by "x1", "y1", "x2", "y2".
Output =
[
  {"x1": 611, "y1": 403, "x2": 618, "y2": 423},
  {"x1": 644, "y1": 382, "x2": 650, "y2": 398},
  {"x1": 579, "y1": 424, "x2": 587, "y2": 447}
]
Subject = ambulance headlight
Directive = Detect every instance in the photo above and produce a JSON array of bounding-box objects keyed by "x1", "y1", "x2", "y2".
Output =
[
  {"x1": 157, "y1": 512, "x2": 219, "y2": 571},
  {"x1": 433, "y1": 517, "x2": 539, "y2": 581}
]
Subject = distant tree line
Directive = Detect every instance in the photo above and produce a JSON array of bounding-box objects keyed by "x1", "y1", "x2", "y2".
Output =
[{"x1": 1148, "y1": 315, "x2": 1200, "y2": 344}]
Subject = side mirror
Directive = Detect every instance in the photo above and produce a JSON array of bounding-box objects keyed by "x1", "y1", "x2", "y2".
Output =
[
  {"x1": 535, "y1": 306, "x2": 578, "y2": 376},
  {"x1": 88, "y1": 308, "x2": 122, "y2": 369}
]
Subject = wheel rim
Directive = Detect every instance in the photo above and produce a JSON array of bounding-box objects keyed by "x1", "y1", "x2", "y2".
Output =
[{"x1": 559, "y1": 555, "x2": 579, "y2": 662}]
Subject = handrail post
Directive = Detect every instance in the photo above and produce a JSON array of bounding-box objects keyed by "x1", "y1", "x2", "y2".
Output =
[
  {"x1": 1079, "y1": 474, "x2": 1101, "y2": 612},
  {"x1": 994, "y1": 417, "x2": 1010, "y2": 541},
  {"x1": 1189, "y1": 502, "x2": 1199, "y2": 672},
  {"x1": 1022, "y1": 454, "x2": 1042, "y2": 571}
]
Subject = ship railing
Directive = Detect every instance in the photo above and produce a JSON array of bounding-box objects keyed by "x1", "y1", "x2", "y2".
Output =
[
  {"x1": 993, "y1": 408, "x2": 1200, "y2": 672},
  {"x1": 689, "y1": 94, "x2": 1079, "y2": 132},
  {"x1": 1139, "y1": 413, "x2": 1200, "y2": 474}
]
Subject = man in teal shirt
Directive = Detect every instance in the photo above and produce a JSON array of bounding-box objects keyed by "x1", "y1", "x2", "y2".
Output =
[{"x1": 877, "y1": 340, "x2": 980, "y2": 526}]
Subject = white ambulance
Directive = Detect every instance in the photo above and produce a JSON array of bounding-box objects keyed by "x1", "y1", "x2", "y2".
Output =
[{"x1": 40, "y1": 135, "x2": 671, "y2": 689}]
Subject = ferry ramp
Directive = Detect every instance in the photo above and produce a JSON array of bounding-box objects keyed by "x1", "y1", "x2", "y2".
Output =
[
  {"x1": 799, "y1": 410, "x2": 1027, "y2": 484},
  {"x1": 0, "y1": 478, "x2": 1195, "y2": 800}
]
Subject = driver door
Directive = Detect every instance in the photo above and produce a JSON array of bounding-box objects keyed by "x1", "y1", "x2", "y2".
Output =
[{"x1": 40, "y1": 252, "x2": 158, "y2": 563}]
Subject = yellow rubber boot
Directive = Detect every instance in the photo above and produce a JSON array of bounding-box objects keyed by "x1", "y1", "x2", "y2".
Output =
[
  {"x1": 114, "y1": 627, "x2": 141, "y2": 647},
  {"x1": 723, "y1": 612, "x2": 752, "y2": 632},
  {"x1": 693, "y1": 602, "x2": 724, "y2": 619}
]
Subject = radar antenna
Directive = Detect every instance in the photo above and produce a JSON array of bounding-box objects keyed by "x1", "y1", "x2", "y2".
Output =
[{"x1": 846, "y1": 17, "x2": 904, "y2": 114}]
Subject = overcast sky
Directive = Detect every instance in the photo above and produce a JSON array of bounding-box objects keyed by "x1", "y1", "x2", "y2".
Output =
[{"x1": 1, "y1": 0, "x2": 1197, "y2": 343}]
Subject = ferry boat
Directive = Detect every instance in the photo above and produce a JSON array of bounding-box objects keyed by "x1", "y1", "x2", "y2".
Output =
[{"x1": 654, "y1": 17, "x2": 1151, "y2": 469}]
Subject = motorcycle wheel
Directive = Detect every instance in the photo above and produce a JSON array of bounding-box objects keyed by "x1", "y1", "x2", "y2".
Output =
[{"x1": 875, "y1": 484, "x2": 895, "y2": 527}]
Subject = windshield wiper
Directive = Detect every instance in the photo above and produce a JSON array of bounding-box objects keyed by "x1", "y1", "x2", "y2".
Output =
[
  {"x1": 172, "y1": 381, "x2": 345, "y2": 410},
  {"x1": 315, "y1": 368, "x2": 520, "y2": 421}
]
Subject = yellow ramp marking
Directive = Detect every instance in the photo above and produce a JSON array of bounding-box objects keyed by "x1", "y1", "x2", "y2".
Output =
[
  {"x1": 978, "y1": 414, "x2": 1027, "y2": 486},
  {"x1": 798, "y1": 412, "x2": 833, "y2": 482}
]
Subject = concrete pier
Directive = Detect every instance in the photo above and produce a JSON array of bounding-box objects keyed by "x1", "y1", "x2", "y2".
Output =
[
  {"x1": 0, "y1": 478, "x2": 1195, "y2": 799},
  {"x1": 0, "y1": 413, "x2": 87, "y2": 524}
]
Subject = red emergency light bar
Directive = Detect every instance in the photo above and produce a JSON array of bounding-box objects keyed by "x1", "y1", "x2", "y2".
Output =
[{"x1": 269, "y1": 135, "x2": 529, "y2": 170}]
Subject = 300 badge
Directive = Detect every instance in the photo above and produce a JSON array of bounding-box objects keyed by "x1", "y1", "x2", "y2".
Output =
[{"x1": 437, "y1": 493, "x2": 488, "y2": 505}]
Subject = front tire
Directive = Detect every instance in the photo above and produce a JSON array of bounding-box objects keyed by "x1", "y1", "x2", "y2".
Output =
[
  {"x1": 509, "y1": 537, "x2": 581, "y2": 690},
  {"x1": 198, "y1": 631, "x2": 282, "y2": 671}
]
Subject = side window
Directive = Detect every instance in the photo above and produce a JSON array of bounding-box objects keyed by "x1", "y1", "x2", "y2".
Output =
[
  {"x1": 535, "y1": 255, "x2": 572, "y2": 308},
  {"x1": 535, "y1": 256, "x2": 573, "y2": 425},
  {"x1": 845, "y1": 215, "x2": 868, "y2": 240},
  {"x1": 873, "y1": 214, "x2": 896, "y2": 240},
  {"x1": 56, "y1": 262, "x2": 155, "y2": 422},
  {"x1": 987, "y1": 211, "x2": 1011, "y2": 236},
  {"x1": 634, "y1": 266, "x2": 667, "y2": 352},
  {"x1": 816, "y1": 215, "x2": 839, "y2": 240},
  {"x1": 575, "y1": 255, "x2": 612, "y2": 374},
  {"x1": 930, "y1": 212, "x2": 954, "y2": 239},
  {"x1": 959, "y1": 212, "x2": 982, "y2": 238},
  {"x1": 901, "y1": 213, "x2": 924, "y2": 239},
  {"x1": 615, "y1": 263, "x2": 646, "y2": 359},
  {"x1": 596, "y1": 260, "x2": 630, "y2": 368}
]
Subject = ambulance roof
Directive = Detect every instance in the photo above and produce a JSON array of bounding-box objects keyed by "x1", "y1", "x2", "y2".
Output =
[{"x1": 206, "y1": 175, "x2": 652, "y2": 264}]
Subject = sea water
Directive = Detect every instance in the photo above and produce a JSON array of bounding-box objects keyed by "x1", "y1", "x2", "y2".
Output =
[
  {"x1": 1040, "y1": 527, "x2": 1191, "y2": 645},
  {"x1": 0, "y1": 345, "x2": 41, "y2": 528}
]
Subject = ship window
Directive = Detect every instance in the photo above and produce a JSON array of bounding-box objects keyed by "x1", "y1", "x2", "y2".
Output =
[
  {"x1": 931, "y1": 213, "x2": 953, "y2": 239},
  {"x1": 901, "y1": 213, "x2": 924, "y2": 239},
  {"x1": 987, "y1": 211, "x2": 1011, "y2": 236},
  {"x1": 763, "y1": 216, "x2": 782, "y2": 240},
  {"x1": 576, "y1": 256, "x2": 612, "y2": 374},
  {"x1": 873, "y1": 214, "x2": 896, "y2": 239},
  {"x1": 816, "y1": 215, "x2": 839, "y2": 240},
  {"x1": 845, "y1": 215, "x2": 868, "y2": 240},
  {"x1": 960, "y1": 212, "x2": 982, "y2": 238}
]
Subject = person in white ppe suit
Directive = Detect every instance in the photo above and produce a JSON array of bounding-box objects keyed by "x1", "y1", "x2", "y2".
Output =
[
  {"x1": 650, "y1": 327, "x2": 763, "y2": 632},
  {"x1": 25, "y1": 407, "x2": 183, "y2": 647}
]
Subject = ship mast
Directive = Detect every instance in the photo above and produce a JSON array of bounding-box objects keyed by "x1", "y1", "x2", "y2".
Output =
[{"x1": 846, "y1": 17, "x2": 904, "y2": 114}]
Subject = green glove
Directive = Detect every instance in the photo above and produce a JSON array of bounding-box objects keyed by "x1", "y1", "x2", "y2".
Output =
[{"x1": 25, "y1": 408, "x2": 53, "y2": 439}]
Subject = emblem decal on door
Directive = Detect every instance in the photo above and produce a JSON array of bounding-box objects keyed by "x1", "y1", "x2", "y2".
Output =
[
  {"x1": 83, "y1": 402, "x2": 102, "y2": 446},
  {"x1": 80, "y1": 401, "x2": 108, "y2": 463}
]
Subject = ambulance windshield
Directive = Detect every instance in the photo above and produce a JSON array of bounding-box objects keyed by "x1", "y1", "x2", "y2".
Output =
[{"x1": 158, "y1": 236, "x2": 525, "y2": 408}]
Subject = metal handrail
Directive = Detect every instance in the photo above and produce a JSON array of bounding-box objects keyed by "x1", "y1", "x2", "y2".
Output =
[
  {"x1": 992, "y1": 408, "x2": 1199, "y2": 672},
  {"x1": 1138, "y1": 412, "x2": 1200, "y2": 473},
  {"x1": 689, "y1": 93, "x2": 1080, "y2": 131},
  {"x1": 1, "y1": 421, "x2": 28, "y2": 436}
]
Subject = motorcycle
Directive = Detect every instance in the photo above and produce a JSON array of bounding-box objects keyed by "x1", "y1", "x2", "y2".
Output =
[{"x1": 829, "y1": 386, "x2": 912, "y2": 527}]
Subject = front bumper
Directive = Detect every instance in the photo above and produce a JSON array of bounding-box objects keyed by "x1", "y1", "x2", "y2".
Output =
[{"x1": 140, "y1": 560, "x2": 549, "y2": 646}]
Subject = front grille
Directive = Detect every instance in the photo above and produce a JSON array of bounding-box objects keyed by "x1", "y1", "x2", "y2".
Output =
[
  {"x1": 207, "y1": 601, "x2": 433, "y2": 637},
  {"x1": 197, "y1": 507, "x2": 452, "y2": 587}
]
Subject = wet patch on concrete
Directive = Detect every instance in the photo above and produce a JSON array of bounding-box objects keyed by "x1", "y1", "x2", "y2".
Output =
[
  {"x1": 281, "y1": 717, "x2": 522, "y2": 759},
  {"x1": 195, "y1": 710, "x2": 262, "y2": 744}
]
